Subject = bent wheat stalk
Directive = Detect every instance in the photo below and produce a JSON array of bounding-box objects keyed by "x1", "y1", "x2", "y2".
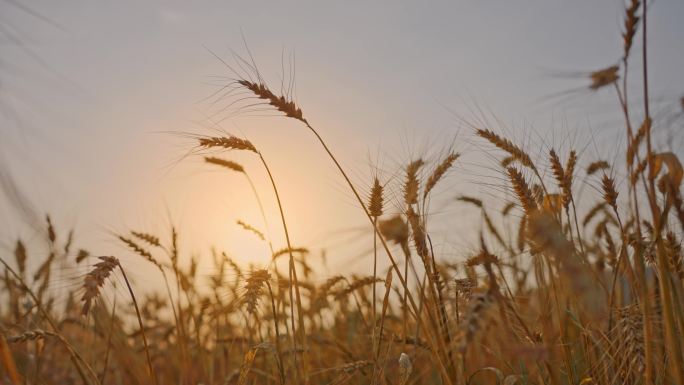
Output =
[
  {"x1": 236, "y1": 79, "x2": 454, "y2": 385},
  {"x1": 116, "y1": 260, "x2": 157, "y2": 385}
]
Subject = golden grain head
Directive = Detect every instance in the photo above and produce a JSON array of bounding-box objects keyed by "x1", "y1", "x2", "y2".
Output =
[
  {"x1": 506, "y1": 167, "x2": 537, "y2": 215},
  {"x1": 198, "y1": 136, "x2": 257, "y2": 152},
  {"x1": 205, "y1": 156, "x2": 245, "y2": 173},
  {"x1": 589, "y1": 65, "x2": 619, "y2": 90},
  {"x1": 424, "y1": 152, "x2": 459, "y2": 199},
  {"x1": 81, "y1": 256, "x2": 118, "y2": 316},
  {"x1": 404, "y1": 159, "x2": 424, "y2": 205},
  {"x1": 601, "y1": 174, "x2": 619, "y2": 209},
  {"x1": 368, "y1": 177, "x2": 384, "y2": 217},
  {"x1": 622, "y1": 0, "x2": 641, "y2": 60},
  {"x1": 477, "y1": 129, "x2": 535, "y2": 170},
  {"x1": 238, "y1": 80, "x2": 306, "y2": 122}
]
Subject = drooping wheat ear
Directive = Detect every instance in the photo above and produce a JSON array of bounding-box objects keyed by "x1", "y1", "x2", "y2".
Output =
[
  {"x1": 623, "y1": 0, "x2": 641, "y2": 61},
  {"x1": 204, "y1": 156, "x2": 245, "y2": 173},
  {"x1": 238, "y1": 80, "x2": 306, "y2": 123},
  {"x1": 457, "y1": 195, "x2": 483, "y2": 208},
  {"x1": 131, "y1": 231, "x2": 161, "y2": 248},
  {"x1": 198, "y1": 136, "x2": 257, "y2": 153},
  {"x1": 81, "y1": 256, "x2": 118, "y2": 316},
  {"x1": 589, "y1": 66, "x2": 619, "y2": 90},
  {"x1": 244, "y1": 269, "x2": 271, "y2": 314},
  {"x1": 506, "y1": 167, "x2": 537, "y2": 215},
  {"x1": 477, "y1": 129, "x2": 535, "y2": 170},
  {"x1": 587, "y1": 160, "x2": 610, "y2": 175},
  {"x1": 404, "y1": 159, "x2": 424, "y2": 205},
  {"x1": 14, "y1": 240, "x2": 26, "y2": 276},
  {"x1": 118, "y1": 236, "x2": 162, "y2": 270},
  {"x1": 456, "y1": 291, "x2": 493, "y2": 353},
  {"x1": 236, "y1": 220, "x2": 265, "y2": 241},
  {"x1": 424, "y1": 152, "x2": 460, "y2": 200},
  {"x1": 368, "y1": 177, "x2": 384, "y2": 217},
  {"x1": 601, "y1": 174, "x2": 619, "y2": 210}
]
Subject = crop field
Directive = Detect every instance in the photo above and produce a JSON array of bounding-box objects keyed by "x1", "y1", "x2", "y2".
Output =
[{"x1": 1, "y1": 1, "x2": 684, "y2": 385}]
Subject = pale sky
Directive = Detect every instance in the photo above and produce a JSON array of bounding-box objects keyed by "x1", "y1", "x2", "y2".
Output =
[{"x1": 1, "y1": 0, "x2": 683, "y2": 285}]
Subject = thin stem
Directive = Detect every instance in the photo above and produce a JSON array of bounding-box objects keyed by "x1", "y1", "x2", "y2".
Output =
[
  {"x1": 266, "y1": 282, "x2": 286, "y2": 385},
  {"x1": 99, "y1": 297, "x2": 116, "y2": 385},
  {"x1": 244, "y1": 172, "x2": 275, "y2": 256},
  {"x1": 117, "y1": 263, "x2": 157, "y2": 385},
  {"x1": 257, "y1": 152, "x2": 306, "y2": 385},
  {"x1": 371, "y1": 217, "x2": 378, "y2": 354}
]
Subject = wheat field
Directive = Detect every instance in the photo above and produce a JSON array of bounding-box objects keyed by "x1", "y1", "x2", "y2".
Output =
[{"x1": 2, "y1": 1, "x2": 684, "y2": 385}]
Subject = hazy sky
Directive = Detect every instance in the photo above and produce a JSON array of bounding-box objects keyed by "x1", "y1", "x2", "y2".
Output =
[{"x1": 1, "y1": 1, "x2": 683, "y2": 283}]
